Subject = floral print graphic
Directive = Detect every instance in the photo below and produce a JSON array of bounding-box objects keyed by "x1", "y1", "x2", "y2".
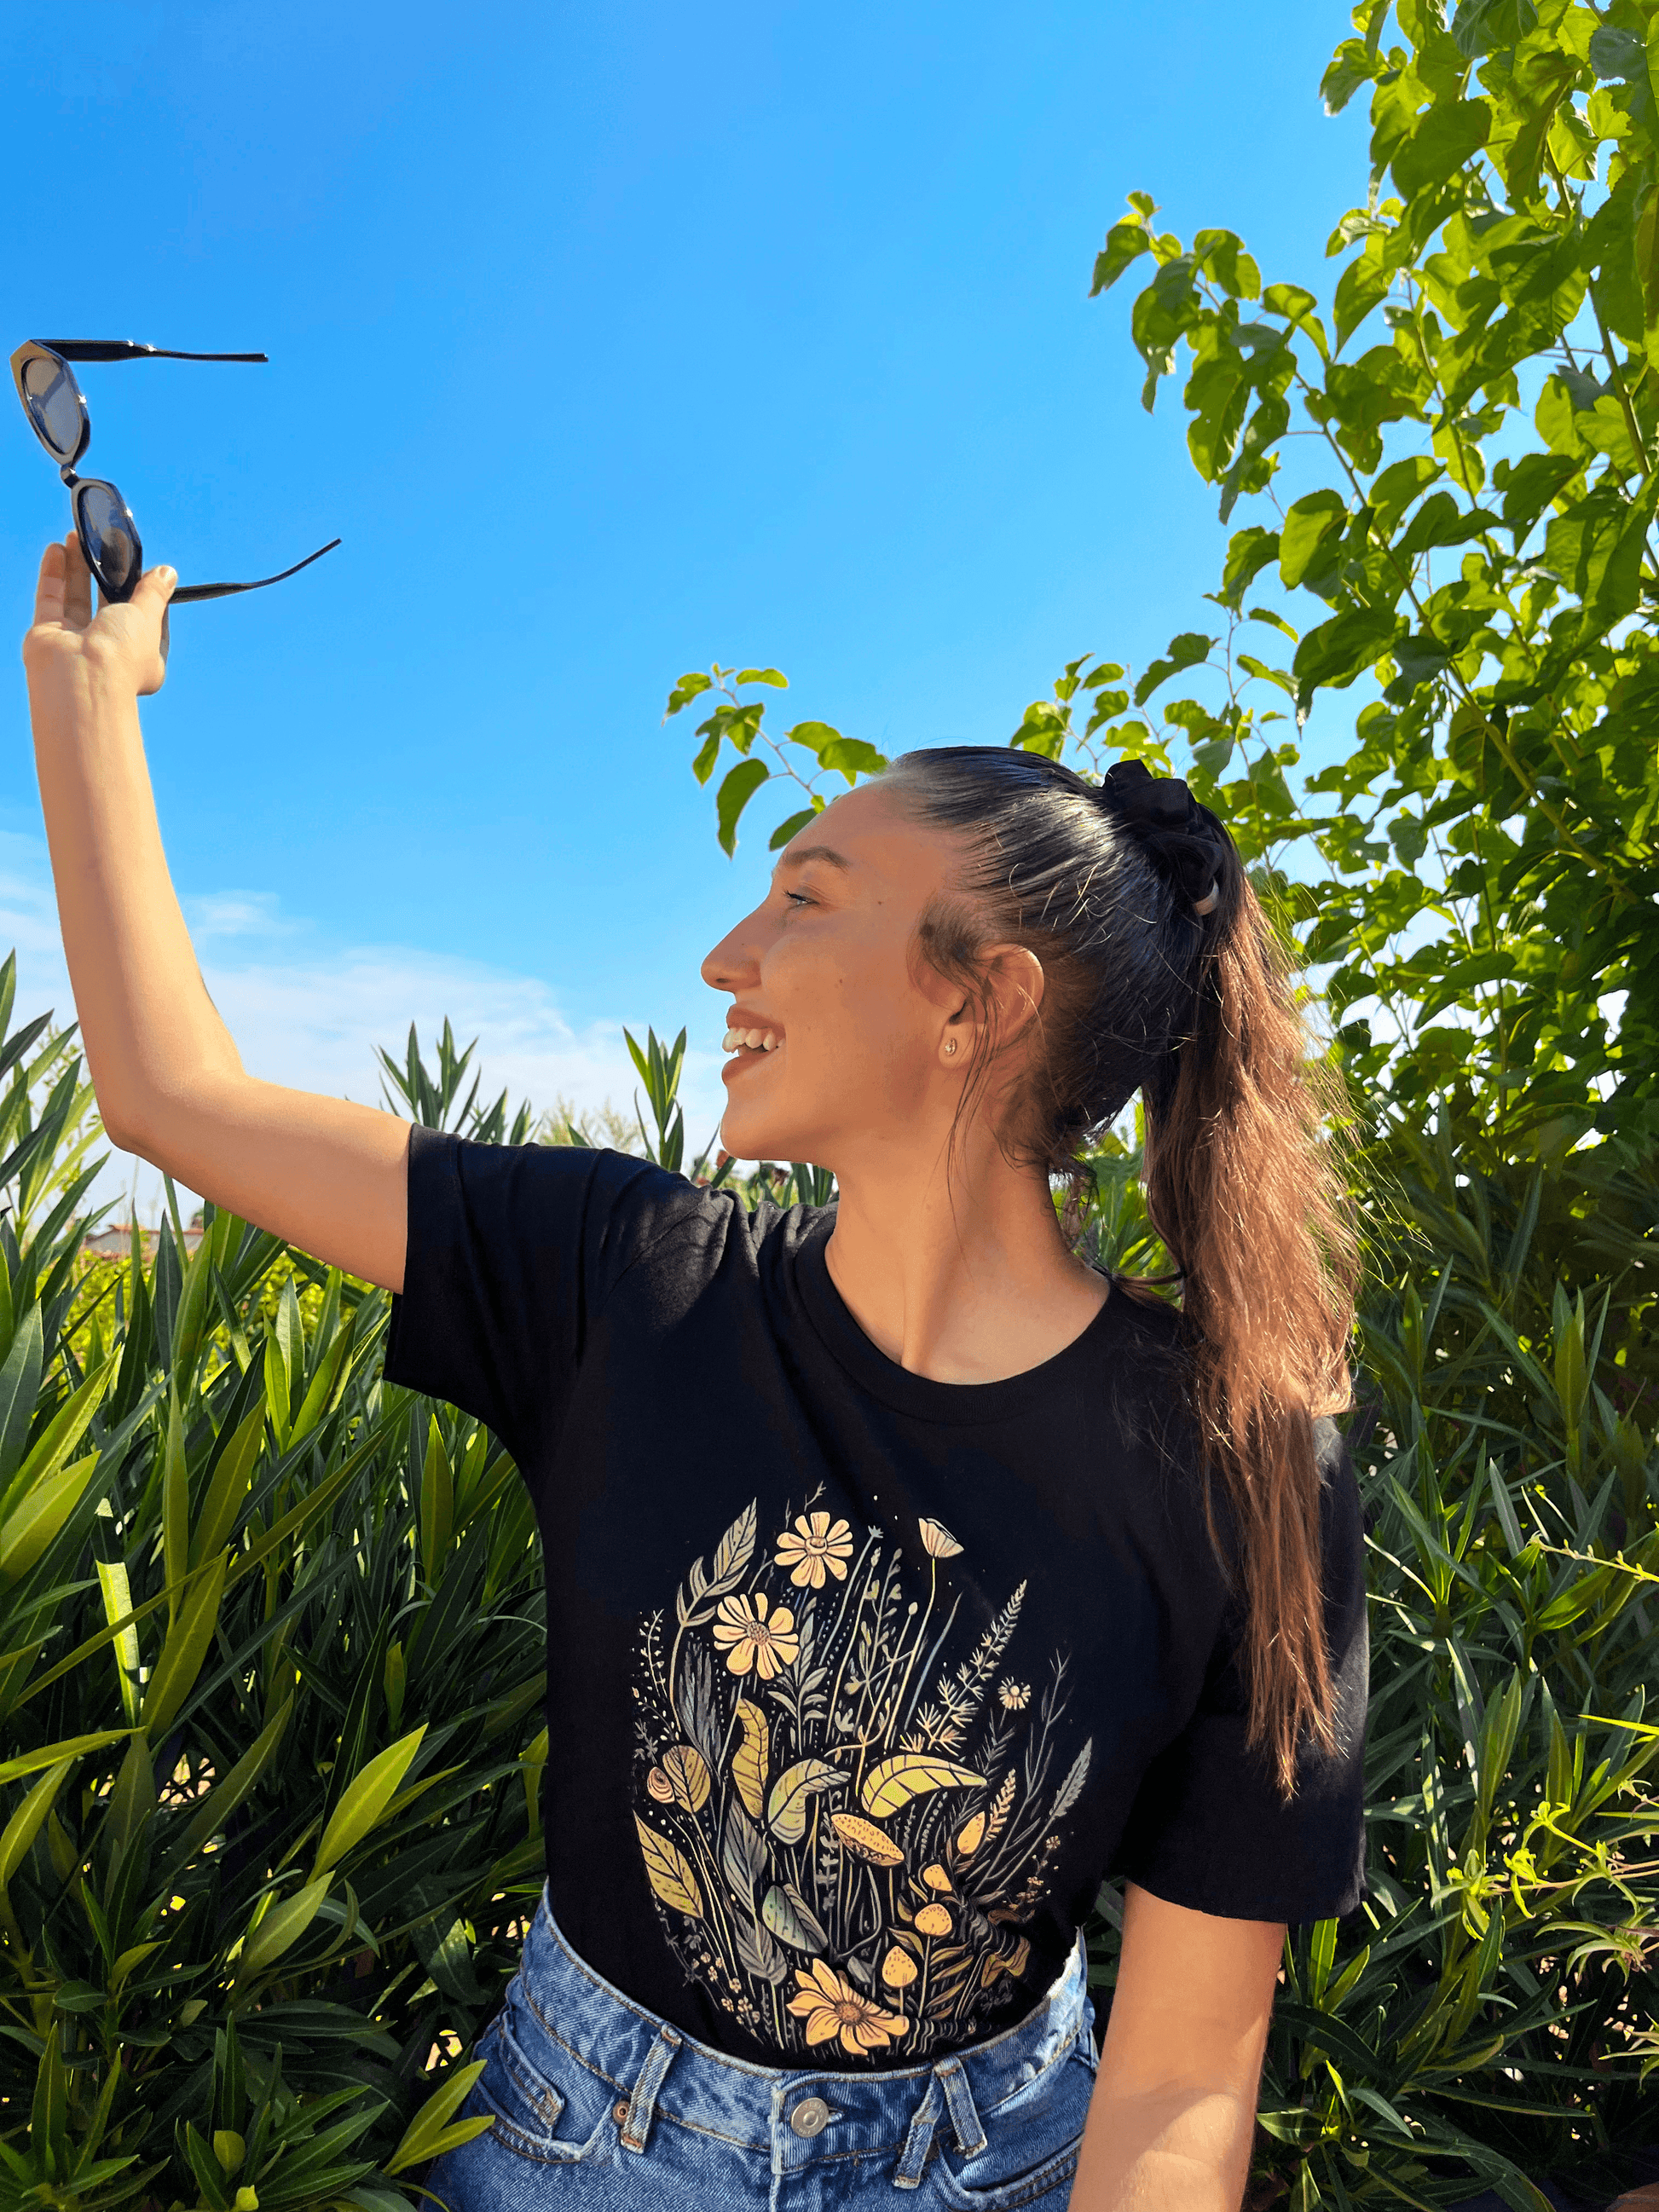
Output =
[
  {"x1": 776, "y1": 1510, "x2": 855, "y2": 1588},
  {"x1": 630, "y1": 1493, "x2": 1093, "y2": 2059},
  {"x1": 713, "y1": 1591, "x2": 799, "y2": 1679}
]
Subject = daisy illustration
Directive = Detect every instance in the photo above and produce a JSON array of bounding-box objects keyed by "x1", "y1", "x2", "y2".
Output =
[
  {"x1": 786, "y1": 1961, "x2": 909, "y2": 2057},
  {"x1": 775, "y1": 1510, "x2": 855, "y2": 1589},
  {"x1": 712, "y1": 1591, "x2": 800, "y2": 1679}
]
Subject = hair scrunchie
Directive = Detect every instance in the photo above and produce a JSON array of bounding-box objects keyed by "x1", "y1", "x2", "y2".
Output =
[{"x1": 1096, "y1": 758, "x2": 1228, "y2": 916}]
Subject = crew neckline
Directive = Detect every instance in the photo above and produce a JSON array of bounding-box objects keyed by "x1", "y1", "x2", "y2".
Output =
[{"x1": 792, "y1": 1213, "x2": 1124, "y2": 1426}]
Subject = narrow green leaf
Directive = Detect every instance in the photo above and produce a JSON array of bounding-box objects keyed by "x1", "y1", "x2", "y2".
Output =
[
  {"x1": 0, "y1": 1753, "x2": 76, "y2": 1891},
  {"x1": 236, "y1": 1873, "x2": 332, "y2": 1980},
  {"x1": 313, "y1": 1724, "x2": 429, "y2": 1877},
  {"x1": 168, "y1": 1695, "x2": 293, "y2": 1868},
  {"x1": 0, "y1": 1450, "x2": 101, "y2": 1584},
  {"x1": 384, "y1": 2060, "x2": 489, "y2": 2174},
  {"x1": 0, "y1": 1730, "x2": 129, "y2": 1788},
  {"x1": 142, "y1": 1552, "x2": 228, "y2": 1740},
  {"x1": 190, "y1": 1402, "x2": 264, "y2": 1571}
]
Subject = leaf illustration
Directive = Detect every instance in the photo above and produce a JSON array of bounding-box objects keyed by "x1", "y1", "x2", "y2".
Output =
[
  {"x1": 766, "y1": 1758, "x2": 847, "y2": 1843},
  {"x1": 662, "y1": 1743, "x2": 711, "y2": 1813},
  {"x1": 761, "y1": 1882, "x2": 829, "y2": 1953},
  {"x1": 1049, "y1": 1738, "x2": 1092, "y2": 1822},
  {"x1": 860, "y1": 1755, "x2": 986, "y2": 1819},
  {"x1": 677, "y1": 1643, "x2": 721, "y2": 1771},
  {"x1": 720, "y1": 1799, "x2": 766, "y2": 1902},
  {"x1": 731, "y1": 1698, "x2": 769, "y2": 1820},
  {"x1": 710, "y1": 1499, "x2": 757, "y2": 1589},
  {"x1": 985, "y1": 1770, "x2": 1016, "y2": 1840},
  {"x1": 732, "y1": 1915, "x2": 788, "y2": 1984},
  {"x1": 830, "y1": 1812, "x2": 905, "y2": 1866},
  {"x1": 633, "y1": 1816, "x2": 703, "y2": 1920}
]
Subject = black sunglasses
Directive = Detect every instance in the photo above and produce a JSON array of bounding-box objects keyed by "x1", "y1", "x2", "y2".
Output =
[{"x1": 10, "y1": 338, "x2": 339, "y2": 605}]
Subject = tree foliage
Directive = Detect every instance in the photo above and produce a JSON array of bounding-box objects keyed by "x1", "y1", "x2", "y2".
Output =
[
  {"x1": 673, "y1": 0, "x2": 1659, "y2": 1175},
  {"x1": 669, "y1": 3, "x2": 1659, "y2": 2198}
]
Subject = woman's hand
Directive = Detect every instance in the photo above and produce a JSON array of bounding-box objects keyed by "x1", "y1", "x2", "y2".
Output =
[{"x1": 23, "y1": 534, "x2": 176, "y2": 699}]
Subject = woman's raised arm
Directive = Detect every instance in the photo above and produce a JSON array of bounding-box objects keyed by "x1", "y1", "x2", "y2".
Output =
[{"x1": 21, "y1": 535, "x2": 410, "y2": 1292}]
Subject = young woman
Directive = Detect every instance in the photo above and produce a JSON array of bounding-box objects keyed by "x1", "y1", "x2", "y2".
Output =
[{"x1": 23, "y1": 540, "x2": 1367, "y2": 2212}]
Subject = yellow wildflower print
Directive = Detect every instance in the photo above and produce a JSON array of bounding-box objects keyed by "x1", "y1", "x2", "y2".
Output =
[
  {"x1": 786, "y1": 1961, "x2": 909, "y2": 2056},
  {"x1": 775, "y1": 1510, "x2": 854, "y2": 1590},
  {"x1": 997, "y1": 1679, "x2": 1031, "y2": 1711},
  {"x1": 713, "y1": 1591, "x2": 800, "y2": 1680}
]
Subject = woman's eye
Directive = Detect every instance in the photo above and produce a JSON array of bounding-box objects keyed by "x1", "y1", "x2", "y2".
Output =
[{"x1": 783, "y1": 890, "x2": 814, "y2": 912}]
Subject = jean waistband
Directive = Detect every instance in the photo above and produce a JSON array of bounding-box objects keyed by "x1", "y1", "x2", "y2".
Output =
[{"x1": 507, "y1": 1886, "x2": 1094, "y2": 2182}]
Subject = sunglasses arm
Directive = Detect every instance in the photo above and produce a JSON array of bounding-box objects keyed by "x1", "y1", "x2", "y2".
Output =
[
  {"x1": 38, "y1": 341, "x2": 268, "y2": 365},
  {"x1": 167, "y1": 539, "x2": 342, "y2": 603}
]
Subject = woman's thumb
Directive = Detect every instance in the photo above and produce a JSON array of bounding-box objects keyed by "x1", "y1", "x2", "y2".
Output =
[{"x1": 132, "y1": 563, "x2": 178, "y2": 617}]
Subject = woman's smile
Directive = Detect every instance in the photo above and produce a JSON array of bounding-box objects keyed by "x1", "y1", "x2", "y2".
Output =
[{"x1": 720, "y1": 1006, "x2": 785, "y2": 1081}]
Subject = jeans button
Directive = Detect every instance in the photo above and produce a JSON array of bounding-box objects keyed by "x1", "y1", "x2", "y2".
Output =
[
  {"x1": 613, "y1": 2099, "x2": 630, "y2": 2124},
  {"x1": 789, "y1": 2096, "x2": 830, "y2": 2139}
]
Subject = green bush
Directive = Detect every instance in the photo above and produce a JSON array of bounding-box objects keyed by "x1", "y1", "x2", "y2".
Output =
[{"x1": 0, "y1": 970, "x2": 546, "y2": 2212}]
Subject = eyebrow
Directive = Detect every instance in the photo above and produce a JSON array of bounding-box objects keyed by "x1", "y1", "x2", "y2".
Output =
[{"x1": 775, "y1": 843, "x2": 853, "y2": 873}]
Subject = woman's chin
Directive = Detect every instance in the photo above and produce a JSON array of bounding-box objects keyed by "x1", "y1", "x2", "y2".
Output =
[{"x1": 718, "y1": 1104, "x2": 795, "y2": 1165}]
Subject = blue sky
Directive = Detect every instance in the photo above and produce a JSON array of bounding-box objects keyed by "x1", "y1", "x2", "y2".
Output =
[{"x1": 2, "y1": 1, "x2": 1372, "y2": 1205}]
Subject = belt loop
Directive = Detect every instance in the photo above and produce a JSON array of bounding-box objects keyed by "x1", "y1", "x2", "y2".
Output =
[
  {"x1": 619, "y1": 2024, "x2": 681, "y2": 2154},
  {"x1": 892, "y1": 2076, "x2": 940, "y2": 2189},
  {"x1": 937, "y1": 2056, "x2": 987, "y2": 2157}
]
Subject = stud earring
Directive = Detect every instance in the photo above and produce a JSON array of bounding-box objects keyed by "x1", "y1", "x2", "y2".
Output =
[{"x1": 944, "y1": 1038, "x2": 957, "y2": 1056}]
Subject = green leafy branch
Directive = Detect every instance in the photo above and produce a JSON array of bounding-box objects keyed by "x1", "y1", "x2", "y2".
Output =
[{"x1": 664, "y1": 666, "x2": 888, "y2": 855}]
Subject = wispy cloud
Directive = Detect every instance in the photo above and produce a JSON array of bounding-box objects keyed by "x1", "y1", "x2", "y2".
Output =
[{"x1": 0, "y1": 833, "x2": 731, "y2": 1226}]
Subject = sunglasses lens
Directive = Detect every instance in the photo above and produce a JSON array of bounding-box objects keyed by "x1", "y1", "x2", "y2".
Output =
[
  {"x1": 77, "y1": 482, "x2": 140, "y2": 595},
  {"x1": 20, "y1": 352, "x2": 83, "y2": 461}
]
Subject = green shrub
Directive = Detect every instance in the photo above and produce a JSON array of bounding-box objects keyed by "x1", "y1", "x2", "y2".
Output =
[{"x1": 0, "y1": 972, "x2": 545, "y2": 2212}]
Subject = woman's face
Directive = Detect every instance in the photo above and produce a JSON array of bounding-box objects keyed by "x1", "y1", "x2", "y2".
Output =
[{"x1": 701, "y1": 782, "x2": 967, "y2": 1171}]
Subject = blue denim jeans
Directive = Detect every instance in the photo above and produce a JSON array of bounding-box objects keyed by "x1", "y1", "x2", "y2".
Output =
[{"x1": 425, "y1": 1889, "x2": 1099, "y2": 2210}]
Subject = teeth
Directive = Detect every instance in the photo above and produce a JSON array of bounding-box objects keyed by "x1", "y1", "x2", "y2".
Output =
[
  {"x1": 722, "y1": 1025, "x2": 783, "y2": 1054},
  {"x1": 722, "y1": 1028, "x2": 742, "y2": 1050},
  {"x1": 744, "y1": 1029, "x2": 764, "y2": 1048}
]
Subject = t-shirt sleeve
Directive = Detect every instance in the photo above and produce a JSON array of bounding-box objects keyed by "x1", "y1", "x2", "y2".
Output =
[
  {"x1": 381, "y1": 1129, "x2": 697, "y2": 1463},
  {"x1": 1109, "y1": 1416, "x2": 1368, "y2": 1925}
]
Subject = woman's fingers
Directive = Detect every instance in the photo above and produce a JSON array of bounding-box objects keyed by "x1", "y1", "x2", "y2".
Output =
[
  {"x1": 32, "y1": 540, "x2": 67, "y2": 629},
  {"x1": 61, "y1": 532, "x2": 94, "y2": 630}
]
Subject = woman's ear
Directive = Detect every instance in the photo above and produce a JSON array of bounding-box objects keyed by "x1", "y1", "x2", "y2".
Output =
[{"x1": 980, "y1": 944, "x2": 1046, "y2": 1054}]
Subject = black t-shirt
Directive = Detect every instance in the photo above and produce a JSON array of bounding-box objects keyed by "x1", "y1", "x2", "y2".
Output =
[{"x1": 384, "y1": 1133, "x2": 1367, "y2": 2071}]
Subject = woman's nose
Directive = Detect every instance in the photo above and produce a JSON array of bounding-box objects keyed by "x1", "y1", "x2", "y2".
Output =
[{"x1": 701, "y1": 907, "x2": 766, "y2": 990}]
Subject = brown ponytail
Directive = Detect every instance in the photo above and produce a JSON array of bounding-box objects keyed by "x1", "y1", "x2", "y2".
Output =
[
  {"x1": 884, "y1": 747, "x2": 1361, "y2": 1795},
  {"x1": 1143, "y1": 869, "x2": 1360, "y2": 1793}
]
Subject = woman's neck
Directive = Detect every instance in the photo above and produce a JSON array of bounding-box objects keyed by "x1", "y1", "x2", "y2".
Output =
[{"x1": 822, "y1": 1139, "x2": 1108, "y2": 1386}]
